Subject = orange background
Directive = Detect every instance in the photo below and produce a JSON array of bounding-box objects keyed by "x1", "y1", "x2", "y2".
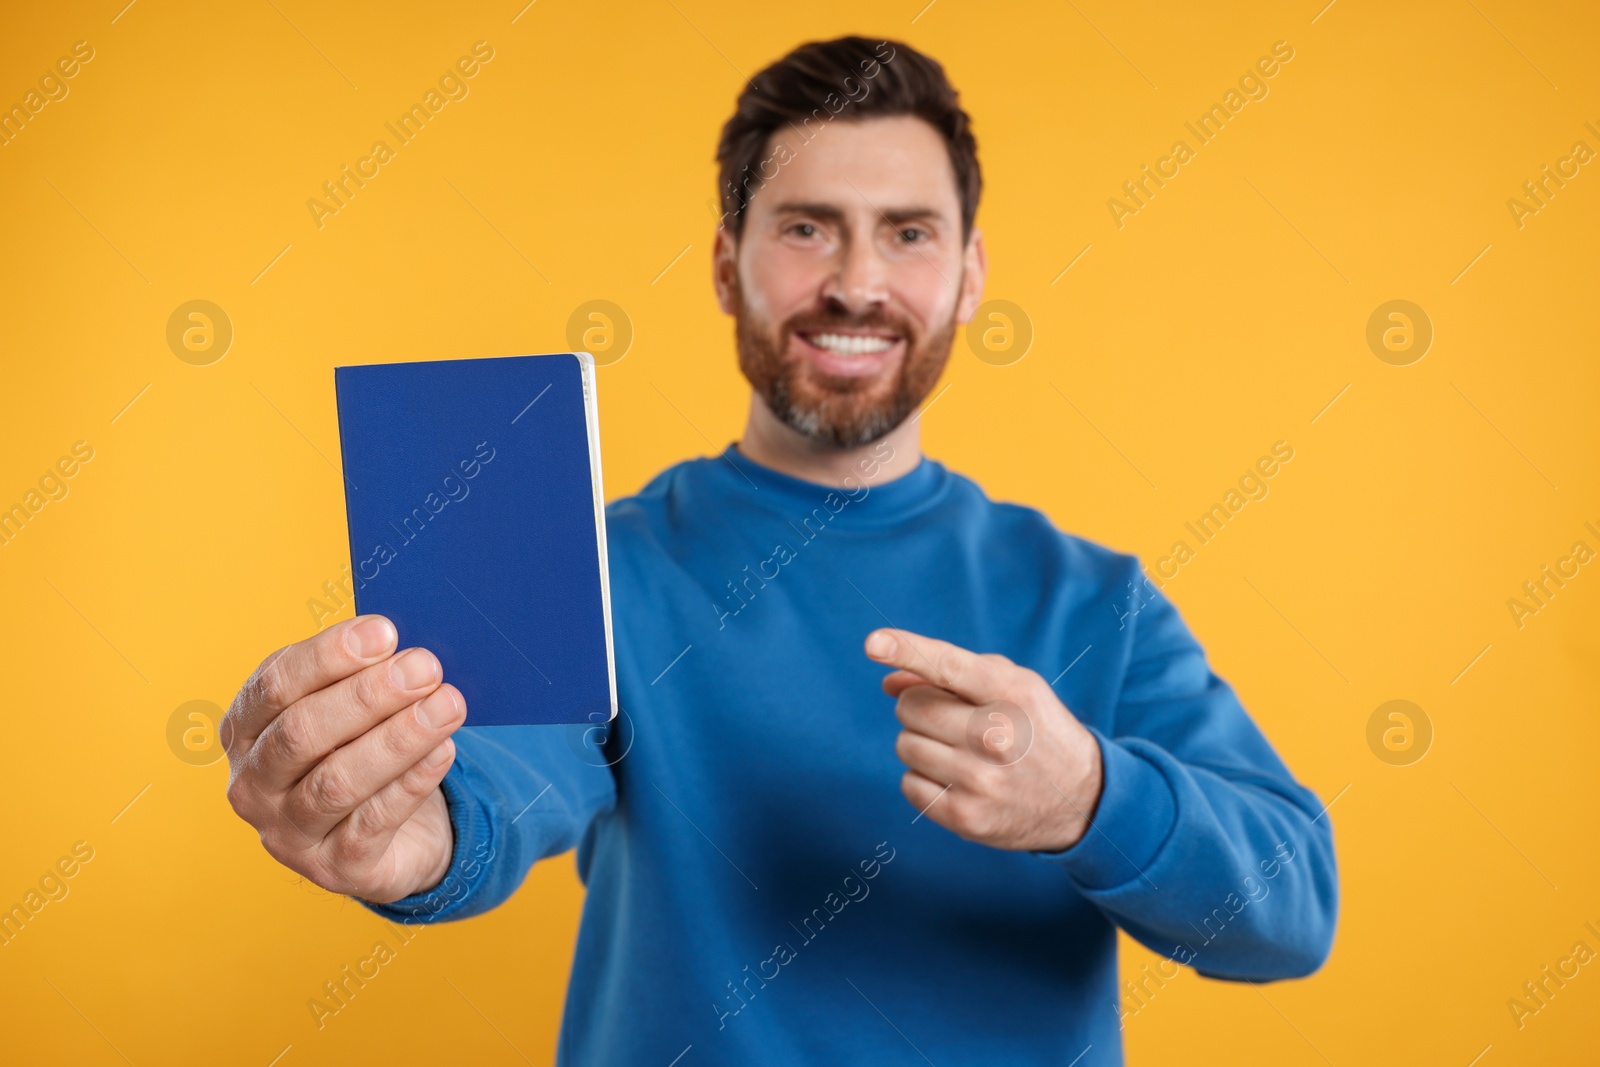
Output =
[{"x1": 0, "y1": 1, "x2": 1596, "y2": 1063}]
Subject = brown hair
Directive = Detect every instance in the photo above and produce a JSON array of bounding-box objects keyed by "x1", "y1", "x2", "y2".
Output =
[{"x1": 714, "y1": 36, "x2": 982, "y2": 242}]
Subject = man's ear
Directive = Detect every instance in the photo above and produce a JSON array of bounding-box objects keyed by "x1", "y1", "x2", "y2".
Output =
[
  {"x1": 712, "y1": 224, "x2": 739, "y2": 315},
  {"x1": 955, "y1": 227, "x2": 987, "y2": 324}
]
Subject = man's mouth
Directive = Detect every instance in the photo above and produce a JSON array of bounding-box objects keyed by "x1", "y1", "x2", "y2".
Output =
[
  {"x1": 800, "y1": 331, "x2": 897, "y2": 356},
  {"x1": 792, "y1": 328, "x2": 905, "y2": 378}
]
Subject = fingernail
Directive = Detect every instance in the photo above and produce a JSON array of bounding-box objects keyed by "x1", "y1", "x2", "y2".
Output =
[
  {"x1": 866, "y1": 631, "x2": 896, "y2": 659},
  {"x1": 416, "y1": 686, "x2": 459, "y2": 728},
  {"x1": 391, "y1": 648, "x2": 440, "y2": 690},
  {"x1": 422, "y1": 738, "x2": 454, "y2": 769},
  {"x1": 347, "y1": 616, "x2": 396, "y2": 659}
]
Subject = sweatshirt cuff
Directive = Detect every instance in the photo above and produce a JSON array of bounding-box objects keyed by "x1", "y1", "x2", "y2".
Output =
[
  {"x1": 358, "y1": 761, "x2": 497, "y2": 924},
  {"x1": 1033, "y1": 728, "x2": 1177, "y2": 891}
]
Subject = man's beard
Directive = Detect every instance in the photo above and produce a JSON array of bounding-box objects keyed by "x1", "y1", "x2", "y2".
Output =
[{"x1": 732, "y1": 281, "x2": 958, "y2": 448}]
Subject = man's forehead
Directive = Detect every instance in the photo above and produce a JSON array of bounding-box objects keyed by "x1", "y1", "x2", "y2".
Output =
[{"x1": 748, "y1": 114, "x2": 960, "y2": 220}]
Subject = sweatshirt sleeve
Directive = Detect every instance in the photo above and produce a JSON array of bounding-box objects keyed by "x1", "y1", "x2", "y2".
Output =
[
  {"x1": 1035, "y1": 571, "x2": 1339, "y2": 981},
  {"x1": 358, "y1": 718, "x2": 618, "y2": 925}
]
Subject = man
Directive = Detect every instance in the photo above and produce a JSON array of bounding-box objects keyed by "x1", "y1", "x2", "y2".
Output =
[{"x1": 223, "y1": 36, "x2": 1337, "y2": 1065}]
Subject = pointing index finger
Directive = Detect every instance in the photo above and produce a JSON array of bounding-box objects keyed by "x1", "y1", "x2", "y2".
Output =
[{"x1": 864, "y1": 628, "x2": 1008, "y2": 705}]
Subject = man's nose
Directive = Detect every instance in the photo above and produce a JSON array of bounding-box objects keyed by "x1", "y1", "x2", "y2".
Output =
[{"x1": 822, "y1": 237, "x2": 889, "y2": 315}]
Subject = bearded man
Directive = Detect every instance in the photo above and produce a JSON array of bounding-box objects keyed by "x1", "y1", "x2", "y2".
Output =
[{"x1": 222, "y1": 35, "x2": 1337, "y2": 1066}]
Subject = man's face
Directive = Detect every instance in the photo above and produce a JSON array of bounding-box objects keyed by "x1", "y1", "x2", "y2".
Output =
[{"x1": 714, "y1": 114, "x2": 986, "y2": 447}]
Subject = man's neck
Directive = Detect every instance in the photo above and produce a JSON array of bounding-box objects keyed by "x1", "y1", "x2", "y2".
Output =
[{"x1": 735, "y1": 392, "x2": 924, "y2": 489}]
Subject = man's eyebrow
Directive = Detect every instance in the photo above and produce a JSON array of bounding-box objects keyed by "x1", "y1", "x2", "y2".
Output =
[
  {"x1": 769, "y1": 201, "x2": 949, "y2": 225},
  {"x1": 770, "y1": 201, "x2": 847, "y2": 222},
  {"x1": 875, "y1": 206, "x2": 946, "y2": 225}
]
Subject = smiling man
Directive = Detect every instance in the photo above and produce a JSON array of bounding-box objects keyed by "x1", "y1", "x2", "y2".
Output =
[{"x1": 222, "y1": 36, "x2": 1337, "y2": 1065}]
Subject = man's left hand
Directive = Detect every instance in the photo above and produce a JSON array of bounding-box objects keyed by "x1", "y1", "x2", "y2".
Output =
[{"x1": 865, "y1": 628, "x2": 1104, "y2": 853}]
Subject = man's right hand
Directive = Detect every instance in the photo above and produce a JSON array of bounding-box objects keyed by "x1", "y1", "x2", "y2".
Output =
[{"x1": 221, "y1": 615, "x2": 467, "y2": 904}]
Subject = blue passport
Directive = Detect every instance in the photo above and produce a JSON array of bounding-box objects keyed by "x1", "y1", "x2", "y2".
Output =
[{"x1": 333, "y1": 353, "x2": 616, "y2": 727}]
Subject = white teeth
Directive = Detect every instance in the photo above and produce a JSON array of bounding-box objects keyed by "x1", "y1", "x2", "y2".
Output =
[{"x1": 807, "y1": 332, "x2": 894, "y2": 356}]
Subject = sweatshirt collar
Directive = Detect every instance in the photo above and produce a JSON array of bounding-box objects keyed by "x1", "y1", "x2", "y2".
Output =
[{"x1": 709, "y1": 442, "x2": 950, "y2": 528}]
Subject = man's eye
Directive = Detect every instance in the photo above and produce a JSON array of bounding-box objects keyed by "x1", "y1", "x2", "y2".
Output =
[
  {"x1": 899, "y1": 227, "x2": 926, "y2": 243},
  {"x1": 789, "y1": 223, "x2": 817, "y2": 238}
]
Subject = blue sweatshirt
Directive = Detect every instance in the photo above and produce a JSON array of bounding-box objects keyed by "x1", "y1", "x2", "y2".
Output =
[{"x1": 366, "y1": 444, "x2": 1338, "y2": 1065}]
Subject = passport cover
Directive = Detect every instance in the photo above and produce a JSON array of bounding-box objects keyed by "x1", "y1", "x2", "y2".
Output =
[{"x1": 333, "y1": 353, "x2": 616, "y2": 727}]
